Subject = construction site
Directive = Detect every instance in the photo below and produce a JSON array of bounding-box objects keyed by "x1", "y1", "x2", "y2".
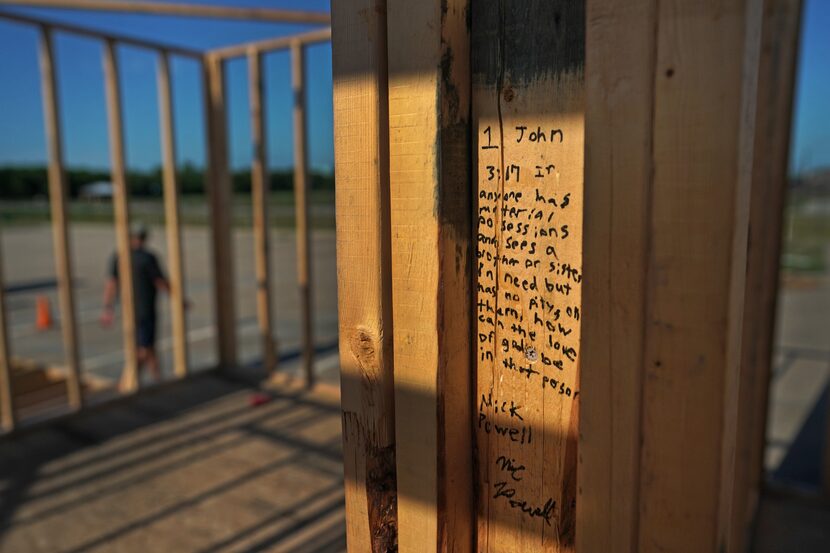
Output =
[{"x1": 0, "y1": 1, "x2": 829, "y2": 552}]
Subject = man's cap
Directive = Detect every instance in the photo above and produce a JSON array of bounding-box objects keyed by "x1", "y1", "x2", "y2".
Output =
[{"x1": 130, "y1": 222, "x2": 148, "y2": 239}]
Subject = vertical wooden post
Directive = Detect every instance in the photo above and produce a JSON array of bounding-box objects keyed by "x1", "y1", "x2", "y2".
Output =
[
  {"x1": 331, "y1": 1, "x2": 397, "y2": 549},
  {"x1": 103, "y1": 39, "x2": 139, "y2": 392},
  {"x1": 732, "y1": 0, "x2": 804, "y2": 544},
  {"x1": 579, "y1": 1, "x2": 765, "y2": 552},
  {"x1": 203, "y1": 53, "x2": 237, "y2": 370},
  {"x1": 387, "y1": 1, "x2": 473, "y2": 551},
  {"x1": 291, "y1": 40, "x2": 314, "y2": 386},
  {"x1": 472, "y1": 2, "x2": 584, "y2": 551},
  {"x1": 248, "y1": 47, "x2": 277, "y2": 374},
  {"x1": 39, "y1": 25, "x2": 83, "y2": 408},
  {"x1": 578, "y1": 3, "x2": 653, "y2": 553},
  {"x1": 741, "y1": 0, "x2": 804, "y2": 507},
  {"x1": 157, "y1": 50, "x2": 189, "y2": 379},
  {"x1": 0, "y1": 235, "x2": 15, "y2": 432}
]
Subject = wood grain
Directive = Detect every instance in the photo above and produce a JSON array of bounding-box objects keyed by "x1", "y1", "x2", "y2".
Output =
[
  {"x1": 248, "y1": 48, "x2": 277, "y2": 374},
  {"x1": 103, "y1": 39, "x2": 139, "y2": 392},
  {"x1": 472, "y1": 2, "x2": 584, "y2": 551},
  {"x1": 387, "y1": 0, "x2": 473, "y2": 551},
  {"x1": 157, "y1": 50, "x2": 189, "y2": 379},
  {"x1": 736, "y1": 0, "x2": 802, "y2": 514},
  {"x1": 291, "y1": 41, "x2": 314, "y2": 387},
  {"x1": 331, "y1": 0, "x2": 397, "y2": 550},
  {"x1": 638, "y1": 2, "x2": 764, "y2": 552},
  {"x1": 0, "y1": 233, "x2": 14, "y2": 431},
  {"x1": 39, "y1": 25, "x2": 83, "y2": 408},
  {"x1": 203, "y1": 54, "x2": 237, "y2": 371}
]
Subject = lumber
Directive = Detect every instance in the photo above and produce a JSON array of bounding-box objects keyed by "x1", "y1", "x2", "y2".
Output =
[
  {"x1": 387, "y1": 0, "x2": 473, "y2": 550},
  {"x1": 39, "y1": 25, "x2": 83, "y2": 409},
  {"x1": 732, "y1": 0, "x2": 804, "y2": 541},
  {"x1": 208, "y1": 28, "x2": 331, "y2": 61},
  {"x1": 291, "y1": 41, "x2": 314, "y2": 386},
  {"x1": 0, "y1": 1, "x2": 330, "y2": 24},
  {"x1": 0, "y1": 10, "x2": 202, "y2": 58},
  {"x1": 331, "y1": 0, "x2": 397, "y2": 549},
  {"x1": 157, "y1": 50, "x2": 189, "y2": 379},
  {"x1": 0, "y1": 234, "x2": 14, "y2": 432},
  {"x1": 579, "y1": 1, "x2": 765, "y2": 552},
  {"x1": 103, "y1": 38, "x2": 139, "y2": 392},
  {"x1": 578, "y1": 2, "x2": 654, "y2": 553},
  {"x1": 203, "y1": 54, "x2": 237, "y2": 370},
  {"x1": 471, "y1": 2, "x2": 584, "y2": 551},
  {"x1": 743, "y1": 0, "x2": 804, "y2": 505},
  {"x1": 248, "y1": 48, "x2": 277, "y2": 373}
]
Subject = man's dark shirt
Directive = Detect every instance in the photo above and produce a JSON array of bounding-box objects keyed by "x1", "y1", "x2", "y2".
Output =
[{"x1": 109, "y1": 248, "x2": 164, "y2": 321}]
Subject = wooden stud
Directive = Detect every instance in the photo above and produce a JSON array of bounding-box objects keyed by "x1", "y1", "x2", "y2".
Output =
[
  {"x1": 387, "y1": 1, "x2": 473, "y2": 550},
  {"x1": 291, "y1": 41, "x2": 314, "y2": 387},
  {"x1": 0, "y1": 10, "x2": 202, "y2": 59},
  {"x1": 472, "y1": 2, "x2": 583, "y2": 551},
  {"x1": 732, "y1": 0, "x2": 804, "y2": 542},
  {"x1": 208, "y1": 28, "x2": 332, "y2": 62},
  {"x1": 39, "y1": 25, "x2": 83, "y2": 409},
  {"x1": 203, "y1": 54, "x2": 237, "y2": 371},
  {"x1": 0, "y1": 234, "x2": 15, "y2": 432},
  {"x1": 0, "y1": 0, "x2": 331, "y2": 24},
  {"x1": 331, "y1": 0, "x2": 397, "y2": 549},
  {"x1": 578, "y1": 2, "x2": 654, "y2": 553},
  {"x1": 103, "y1": 39, "x2": 139, "y2": 392},
  {"x1": 157, "y1": 50, "x2": 189, "y2": 379},
  {"x1": 248, "y1": 48, "x2": 277, "y2": 374},
  {"x1": 579, "y1": 1, "x2": 765, "y2": 552}
]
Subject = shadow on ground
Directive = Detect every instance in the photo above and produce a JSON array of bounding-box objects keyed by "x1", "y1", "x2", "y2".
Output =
[{"x1": 0, "y1": 363, "x2": 346, "y2": 553}]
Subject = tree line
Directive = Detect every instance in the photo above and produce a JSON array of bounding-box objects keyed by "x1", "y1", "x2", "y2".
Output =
[{"x1": 0, "y1": 163, "x2": 335, "y2": 199}]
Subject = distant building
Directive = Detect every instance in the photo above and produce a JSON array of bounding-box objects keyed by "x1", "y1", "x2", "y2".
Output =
[{"x1": 78, "y1": 181, "x2": 113, "y2": 200}]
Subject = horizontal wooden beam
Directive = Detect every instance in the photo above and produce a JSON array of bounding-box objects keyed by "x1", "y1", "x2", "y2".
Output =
[
  {"x1": 207, "y1": 27, "x2": 331, "y2": 60},
  {"x1": 0, "y1": 0, "x2": 330, "y2": 24},
  {"x1": 0, "y1": 9, "x2": 202, "y2": 58}
]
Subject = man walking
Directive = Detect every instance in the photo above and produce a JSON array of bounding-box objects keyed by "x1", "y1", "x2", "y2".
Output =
[{"x1": 101, "y1": 223, "x2": 170, "y2": 388}]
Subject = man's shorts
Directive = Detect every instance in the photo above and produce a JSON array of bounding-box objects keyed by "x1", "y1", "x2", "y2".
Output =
[{"x1": 136, "y1": 317, "x2": 157, "y2": 349}]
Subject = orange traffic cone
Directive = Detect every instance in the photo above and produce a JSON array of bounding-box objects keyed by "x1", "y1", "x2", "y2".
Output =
[{"x1": 35, "y1": 295, "x2": 53, "y2": 331}]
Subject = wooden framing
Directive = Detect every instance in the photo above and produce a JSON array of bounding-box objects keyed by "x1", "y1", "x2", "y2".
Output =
[
  {"x1": 208, "y1": 28, "x2": 332, "y2": 61},
  {"x1": 0, "y1": 0, "x2": 337, "y2": 425},
  {"x1": 472, "y1": 2, "x2": 584, "y2": 550},
  {"x1": 578, "y1": 3, "x2": 653, "y2": 553},
  {"x1": 39, "y1": 25, "x2": 83, "y2": 409},
  {"x1": 0, "y1": 10, "x2": 202, "y2": 59},
  {"x1": 103, "y1": 39, "x2": 139, "y2": 392},
  {"x1": 0, "y1": 0, "x2": 330, "y2": 24},
  {"x1": 387, "y1": 1, "x2": 473, "y2": 550},
  {"x1": 157, "y1": 50, "x2": 189, "y2": 379},
  {"x1": 579, "y1": 1, "x2": 765, "y2": 553},
  {"x1": 291, "y1": 40, "x2": 314, "y2": 386},
  {"x1": 733, "y1": 0, "x2": 804, "y2": 541},
  {"x1": 331, "y1": 1, "x2": 396, "y2": 549},
  {"x1": 0, "y1": 234, "x2": 14, "y2": 432},
  {"x1": 204, "y1": 53, "x2": 237, "y2": 371},
  {"x1": 248, "y1": 48, "x2": 277, "y2": 374}
]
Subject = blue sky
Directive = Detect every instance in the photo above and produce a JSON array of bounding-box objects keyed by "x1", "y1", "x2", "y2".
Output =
[
  {"x1": 0, "y1": 0, "x2": 828, "y2": 175},
  {"x1": 0, "y1": 0, "x2": 333, "y2": 172},
  {"x1": 790, "y1": 0, "x2": 830, "y2": 174}
]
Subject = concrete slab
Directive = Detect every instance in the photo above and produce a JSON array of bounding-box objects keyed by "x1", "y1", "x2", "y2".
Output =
[{"x1": 0, "y1": 374, "x2": 345, "y2": 553}]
